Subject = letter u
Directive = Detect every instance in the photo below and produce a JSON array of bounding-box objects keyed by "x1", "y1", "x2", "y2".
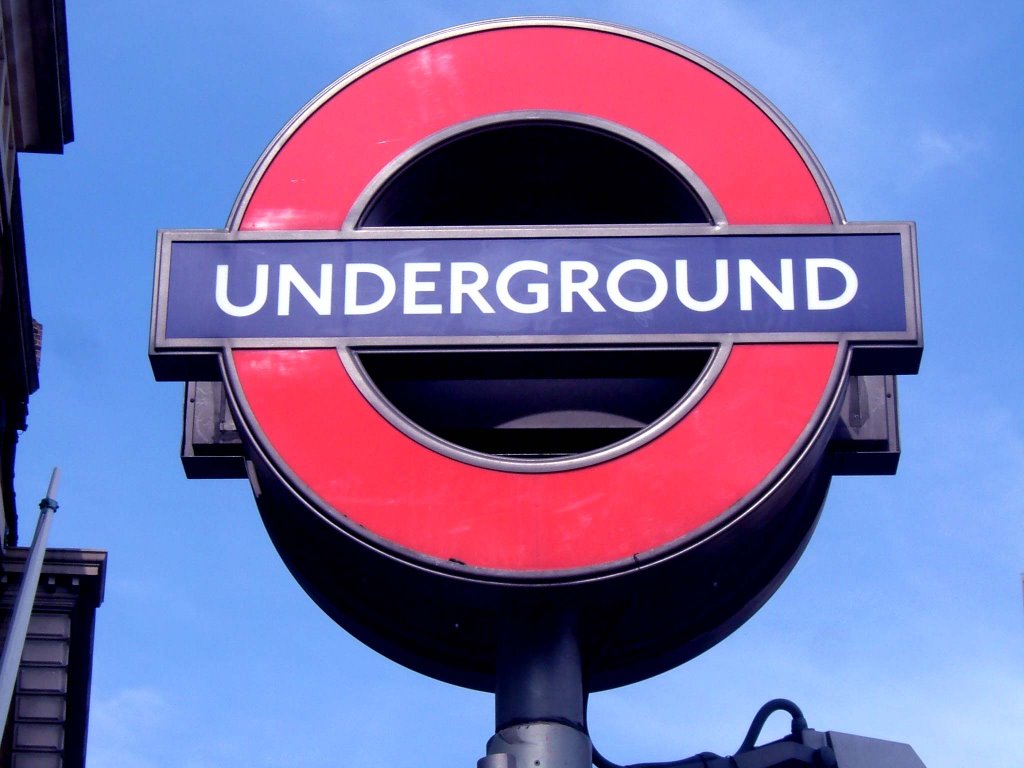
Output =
[{"x1": 215, "y1": 264, "x2": 269, "y2": 317}]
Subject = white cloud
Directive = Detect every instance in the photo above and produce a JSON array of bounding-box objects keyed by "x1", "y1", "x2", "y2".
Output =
[
  {"x1": 914, "y1": 129, "x2": 987, "y2": 176},
  {"x1": 88, "y1": 688, "x2": 173, "y2": 768}
]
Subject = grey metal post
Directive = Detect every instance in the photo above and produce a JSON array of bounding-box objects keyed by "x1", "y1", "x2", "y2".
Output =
[
  {"x1": 478, "y1": 608, "x2": 592, "y2": 768},
  {"x1": 0, "y1": 468, "x2": 60, "y2": 727}
]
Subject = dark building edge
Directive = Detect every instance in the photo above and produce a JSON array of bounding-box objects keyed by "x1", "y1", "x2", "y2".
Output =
[
  {"x1": 0, "y1": 0, "x2": 75, "y2": 545},
  {"x1": 0, "y1": 4, "x2": 107, "y2": 768}
]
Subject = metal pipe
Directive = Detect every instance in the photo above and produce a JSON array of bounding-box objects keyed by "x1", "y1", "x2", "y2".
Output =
[
  {"x1": 0, "y1": 468, "x2": 60, "y2": 727},
  {"x1": 482, "y1": 607, "x2": 592, "y2": 768}
]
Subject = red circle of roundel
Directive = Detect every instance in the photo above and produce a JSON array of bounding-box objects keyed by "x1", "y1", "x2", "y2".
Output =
[{"x1": 229, "y1": 22, "x2": 840, "y2": 574}]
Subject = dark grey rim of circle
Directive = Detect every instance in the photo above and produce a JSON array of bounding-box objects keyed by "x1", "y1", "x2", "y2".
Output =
[
  {"x1": 336, "y1": 343, "x2": 730, "y2": 474},
  {"x1": 337, "y1": 108, "x2": 729, "y2": 474},
  {"x1": 220, "y1": 345, "x2": 851, "y2": 585},
  {"x1": 223, "y1": 16, "x2": 845, "y2": 231},
  {"x1": 205, "y1": 16, "x2": 856, "y2": 578},
  {"x1": 342, "y1": 111, "x2": 729, "y2": 231}
]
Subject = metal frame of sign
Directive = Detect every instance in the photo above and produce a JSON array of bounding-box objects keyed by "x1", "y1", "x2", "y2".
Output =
[
  {"x1": 150, "y1": 17, "x2": 922, "y2": 689},
  {"x1": 151, "y1": 223, "x2": 920, "y2": 357}
]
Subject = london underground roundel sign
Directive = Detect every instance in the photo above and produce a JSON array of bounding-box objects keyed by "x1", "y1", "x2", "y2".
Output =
[{"x1": 151, "y1": 19, "x2": 920, "y2": 690}]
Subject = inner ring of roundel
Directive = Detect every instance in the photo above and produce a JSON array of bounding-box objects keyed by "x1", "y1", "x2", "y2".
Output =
[{"x1": 227, "y1": 24, "x2": 840, "y2": 573}]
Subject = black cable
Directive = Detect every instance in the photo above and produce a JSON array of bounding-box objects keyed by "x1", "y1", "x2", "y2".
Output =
[
  {"x1": 735, "y1": 698, "x2": 807, "y2": 754},
  {"x1": 592, "y1": 742, "x2": 719, "y2": 768},
  {"x1": 590, "y1": 742, "x2": 622, "y2": 768},
  {"x1": 587, "y1": 695, "x2": 810, "y2": 768},
  {"x1": 585, "y1": 694, "x2": 721, "y2": 768}
]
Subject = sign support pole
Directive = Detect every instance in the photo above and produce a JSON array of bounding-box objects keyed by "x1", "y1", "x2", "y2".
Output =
[
  {"x1": 480, "y1": 609, "x2": 592, "y2": 768},
  {"x1": 0, "y1": 468, "x2": 60, "y2": 727}
]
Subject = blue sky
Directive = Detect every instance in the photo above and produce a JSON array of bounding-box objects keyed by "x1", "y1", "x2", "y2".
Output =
[{"x1": 11, "y1": 1, "x2": 1023, "y2": 767}]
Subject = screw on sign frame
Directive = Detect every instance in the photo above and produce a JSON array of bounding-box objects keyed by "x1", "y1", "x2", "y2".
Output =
[{"x1": 151, "y1": 19, "x2": 920, "y2": 690}]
